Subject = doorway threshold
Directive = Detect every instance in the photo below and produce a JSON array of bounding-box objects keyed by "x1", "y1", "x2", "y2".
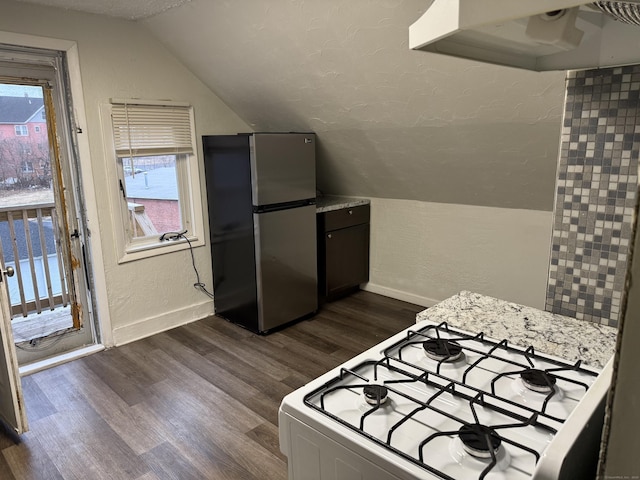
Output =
[
  {"x1": 12, "y1": 306, "x2": 74, "y2": 343},
  {"x1": 19, "y1": 343, "x2": 105, "y2": 377}
]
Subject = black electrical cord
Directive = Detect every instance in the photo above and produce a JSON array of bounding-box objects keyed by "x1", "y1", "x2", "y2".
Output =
[
  {"x1": 15, "y1": 328, "x2": 72, "y2": 351},
  {"x1": 159, "y1": 230, "x2": 214, "y2": 299}
]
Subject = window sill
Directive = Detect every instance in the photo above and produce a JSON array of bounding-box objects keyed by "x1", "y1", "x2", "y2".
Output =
[{"x1": 117, "y1": 234, "x2": 204, "y2": 264}]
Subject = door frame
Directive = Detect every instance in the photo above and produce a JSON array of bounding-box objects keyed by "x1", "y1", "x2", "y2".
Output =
[
  {"x1": 0, "y1": 32, "x2": 112, "y2": 356},
  {"x1": 0, "y1": 72, "x2": 95, "y2": 364}
]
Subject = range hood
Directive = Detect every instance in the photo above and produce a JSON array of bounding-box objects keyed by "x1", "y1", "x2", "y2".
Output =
[{"x1": 410, "y1": 0, "x2": 640, "y2": 71}]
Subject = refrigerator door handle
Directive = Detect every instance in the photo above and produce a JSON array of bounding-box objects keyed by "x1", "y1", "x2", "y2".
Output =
[{"x1": 253, "y1": 198, "x2": 315, "y2": 213}]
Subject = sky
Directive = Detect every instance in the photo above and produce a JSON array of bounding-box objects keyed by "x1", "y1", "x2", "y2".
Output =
[{"x1": 0, "y1": 84, "x2": 43, "y2": 98}]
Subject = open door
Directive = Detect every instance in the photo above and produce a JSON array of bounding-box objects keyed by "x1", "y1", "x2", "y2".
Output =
[
  {"x1": 0, "y1": 47, "x2": 98, "y2": 366},
  {"x1": 0, "y1": 264, "x2": 27, "y2": 436}
]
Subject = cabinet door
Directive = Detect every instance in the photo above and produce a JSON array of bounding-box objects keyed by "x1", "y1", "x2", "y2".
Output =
[{"x1": 325, "y1": 224, "x2": 370, "y2": 297}]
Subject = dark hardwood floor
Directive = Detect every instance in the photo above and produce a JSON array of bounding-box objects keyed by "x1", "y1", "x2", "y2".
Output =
[{"x1": 0, "y1": 291, "x2": 423, "y2": 480}]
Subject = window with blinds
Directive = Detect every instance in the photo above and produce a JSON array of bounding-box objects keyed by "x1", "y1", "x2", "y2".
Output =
[
  {"x1": 111, "y1": 102, "x2": 194, "y2": 157},
  {"x1": 106, "y1": 100, "x2": 203, "y2": 260}
]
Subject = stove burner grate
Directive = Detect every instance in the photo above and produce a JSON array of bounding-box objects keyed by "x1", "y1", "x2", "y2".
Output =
[
  {"x1": 416, "y1": 391, "x2": 545, "y2": 480},
  {"x1": 307, "y1": 323, "x2": 600, "y2": 480},
  {"x1": 487, "y1": 347, "x2": 591, "y2": 418},
  {"x1": 422, "y1": 338, "x2": 463, "y2": 362},
  {"x1": 459, "y1": 424, "x2": 502, "y2": 458},
  {"x1": 521, "y1": 369, "x2": 557, "y2": 393}
]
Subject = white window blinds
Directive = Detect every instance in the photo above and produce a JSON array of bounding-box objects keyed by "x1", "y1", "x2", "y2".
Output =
[{"x1": 111, "y1": 102, "x2": 194, "y2": 157}]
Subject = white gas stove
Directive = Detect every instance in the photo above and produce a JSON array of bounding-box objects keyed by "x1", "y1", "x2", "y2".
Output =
[{"x1": 279, "y1": 320, "x2": 612, "y2": 480}]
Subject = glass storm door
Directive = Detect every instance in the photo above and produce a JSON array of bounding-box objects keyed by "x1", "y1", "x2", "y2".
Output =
[{"x1": 0, "y1": 48, "x2": 97, "y2": 366}]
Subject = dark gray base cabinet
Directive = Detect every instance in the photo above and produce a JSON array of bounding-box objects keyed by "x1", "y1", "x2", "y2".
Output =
[{"x1": 317, "y1": 204, "x2": 370, "y2": 302}]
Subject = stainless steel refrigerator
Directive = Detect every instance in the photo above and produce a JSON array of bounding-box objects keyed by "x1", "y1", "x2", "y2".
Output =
[{"x1": 202, "y1": 133, "x2": 317, "y2": 333}]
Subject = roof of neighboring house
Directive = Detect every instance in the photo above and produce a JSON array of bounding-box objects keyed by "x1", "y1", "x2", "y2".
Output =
[
  {"x1": 125, "y1": 166, "x2": 179, "y2": 201},
  {"x1": 0, "y1": 96, "x2": 45, "y2": 124}
]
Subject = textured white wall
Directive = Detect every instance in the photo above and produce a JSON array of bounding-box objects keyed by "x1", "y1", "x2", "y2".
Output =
[
  {"x1": 365, "y1": 198, "x2": 554, "y2": 309},
  {"x1": 141, "y1": 0, "x2": 562, "y2": 313},
  {"x1": 0, "y1": 1, "x2": 250, "y2": 346},
  {"x1": 144, "y1": 0, "x2": 566, "y2": 212}
]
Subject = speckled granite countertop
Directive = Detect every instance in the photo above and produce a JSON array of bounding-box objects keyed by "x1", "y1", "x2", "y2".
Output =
[
  {"x1": 315, "y1": 196, "x2": 370, "y2": 213},
  {"x1": 416, "y1": 291, "x2": 617, "y2": 369}
]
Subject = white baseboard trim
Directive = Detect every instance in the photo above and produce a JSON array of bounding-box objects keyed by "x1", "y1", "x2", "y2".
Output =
[
  {"x1": 112, "y1": 300, "x2": 214, "y2": 347},
  {"x1": 20, "y1": 344, "x2": 106, "y2": 376},
  {"x1": 361, "y1": 283, "x2": 440, "y2": 308}
]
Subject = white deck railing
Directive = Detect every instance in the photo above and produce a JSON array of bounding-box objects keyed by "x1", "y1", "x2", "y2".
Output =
[
  {"x1": 128, "y1": 202, "x2": 158, "y2": 237},
  {"x1": 0, "y1": 203, "x2": 69, "y2": 318}
]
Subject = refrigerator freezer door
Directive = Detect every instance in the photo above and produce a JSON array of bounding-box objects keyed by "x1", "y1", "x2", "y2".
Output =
[
  {"x1": 254, "y1": 204, "x2": 317, "y2": 331},
  {"x1": 250, "y1": 133, "x2": 316, "y2": 206}
]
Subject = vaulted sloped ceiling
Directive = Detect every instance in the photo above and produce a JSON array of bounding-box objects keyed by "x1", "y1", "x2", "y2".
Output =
[
  {"x1": 139, "y1": 1, "x2": 566, "y2": 211},
  {"x1": 15, "y1": 0, "x2": 191, "y2": 20},
  {"x1": 12, "y1": 0, "x2": 567, "y2": 211},
  {"x1": 140, "y1": 1, "x2": 566, "y2": 211}
]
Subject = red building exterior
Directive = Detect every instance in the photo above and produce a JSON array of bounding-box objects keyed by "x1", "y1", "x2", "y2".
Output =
[{"x1": 0, "y1": 95, "x2": 50, "y2": 188}]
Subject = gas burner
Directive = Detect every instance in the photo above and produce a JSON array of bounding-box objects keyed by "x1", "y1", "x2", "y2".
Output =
[
  {"x1": 521, "y1": 369, "x2": 557, "y2": 394},
  {"x1": 422, "y1": 338, "x2": 463, "y2": 362},
  {"x1": 458, "y1": 424, "x2": 502, "y2": 459},
  {"x1": 363, "y1": 384, "x2": 389, "y2": 405}
]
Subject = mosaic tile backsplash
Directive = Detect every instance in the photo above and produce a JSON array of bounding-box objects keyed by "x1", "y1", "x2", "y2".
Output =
[{"x1": 546, "y1": 65, "x2": 640, "y2": 328}]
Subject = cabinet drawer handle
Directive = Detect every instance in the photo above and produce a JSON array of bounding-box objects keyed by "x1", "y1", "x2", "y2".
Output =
[
  {"x1": 348, "y1": 209, "x2": 353, "y2": 215},
  {"x1": 327, "y1": 234, "x2": 332, "y2": 239}
]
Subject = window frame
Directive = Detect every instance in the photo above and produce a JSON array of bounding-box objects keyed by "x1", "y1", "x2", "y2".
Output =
[
  {"x1": 21, "y1": 160, "x2": 34, "y2": 173},
  {"x1": 101, "y1": 100, "x2": 205, "y2": 264},
  {"x1": 14, "y1": 124, "x2": 28, "y2": 136}
]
